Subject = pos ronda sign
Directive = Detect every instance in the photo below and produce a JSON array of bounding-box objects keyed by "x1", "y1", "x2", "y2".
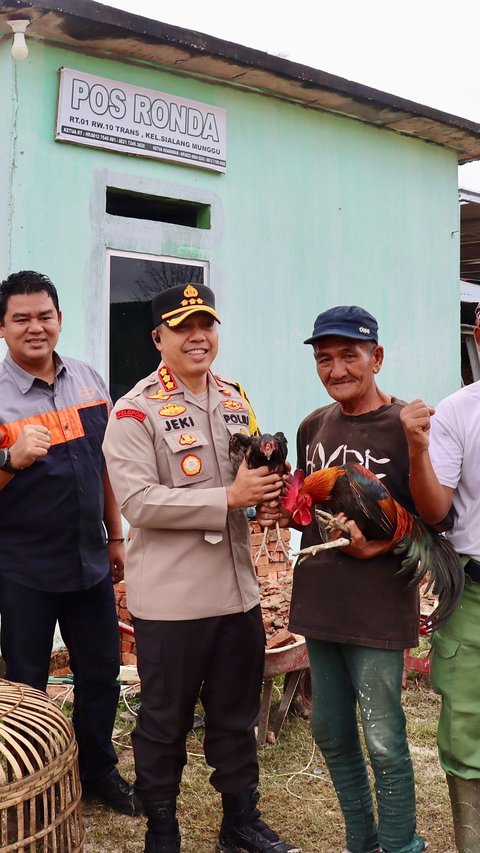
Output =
[{"x1": 55, "y1": 68, "x2": 227, "y2": 173}]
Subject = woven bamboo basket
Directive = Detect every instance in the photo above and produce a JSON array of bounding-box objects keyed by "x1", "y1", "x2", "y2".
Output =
[{"x1": 0, "y1": 679, "x2": 85, "y2": 852}]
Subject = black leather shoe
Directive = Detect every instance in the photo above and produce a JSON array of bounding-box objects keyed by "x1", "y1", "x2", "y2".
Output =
[
  {"x1": 82, "y1": 769, "x2": 144, "y2": 817},
  {"x1": 144, "y1": 829, "x2": 181, "y2": 852},
  {"x1": 217, "y1": 822, "x2": 301, "y2": 853},
  {"x1": 144, "y1": 799, "x2": 181, "y2": 852},
  {"x1": 217, "y1": 790, "x2": 300, "y2": 853}
]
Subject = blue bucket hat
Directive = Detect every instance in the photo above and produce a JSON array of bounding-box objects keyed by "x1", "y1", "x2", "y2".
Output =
[{"x1": 304, "y1": 305, "x2": 378, "y2": 345}]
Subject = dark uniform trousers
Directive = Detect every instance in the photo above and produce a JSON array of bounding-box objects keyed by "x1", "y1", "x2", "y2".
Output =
[
  {"x1": 0, "y1": 573, "x2": 120, "y2": 787},
  {"x1": 132, "y1": 605, "x2": 265, "y2": 803}
]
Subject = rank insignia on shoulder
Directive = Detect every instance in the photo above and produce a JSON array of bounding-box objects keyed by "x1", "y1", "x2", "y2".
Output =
[
  {"x1": 116, "y1": 409, "x2": 146, "y2": 422},
  {"x1": 181, "y1": 454, "x2": 202, "y2": 476},
  {"x1": 211, "y1": 373, "x2": 232, "y2": 396},
  {"x1": 179, "y1": 433, "x2": 196, "y2": 446},
  {"x1": 222, "y1": 400, "x2": 244, "y2": 411},
  {"x1": 146, "y1": 389, "x2": 171, "y2": 401},
  {"x1": 159, "y1": 403, "x2": 187, "y2": 417},
  {"x1": 158, "y1": 366, "x2": 179, "y2": 392}
]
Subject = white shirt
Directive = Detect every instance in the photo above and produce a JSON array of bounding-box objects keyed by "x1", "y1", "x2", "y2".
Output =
[{"x1": 429, "y1": 380, "x2": 480, "y2": 558}]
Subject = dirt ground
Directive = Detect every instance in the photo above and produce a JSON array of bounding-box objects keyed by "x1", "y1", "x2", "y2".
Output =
[{"x1": 73, "y1": 671, "x2": 456, "y2": 853}]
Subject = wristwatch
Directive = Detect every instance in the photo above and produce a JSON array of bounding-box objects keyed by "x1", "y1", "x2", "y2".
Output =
[{"x1": 0, "y1": 448, "x2": 22, "y2": 474}]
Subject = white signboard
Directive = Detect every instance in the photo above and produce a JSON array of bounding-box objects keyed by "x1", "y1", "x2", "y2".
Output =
[
  {"x1": 55, "y1": 67, "x2": 227, "y2": 173},
  {"x1": 461, "y1": 279, "x2": 480, "y2": 303}
]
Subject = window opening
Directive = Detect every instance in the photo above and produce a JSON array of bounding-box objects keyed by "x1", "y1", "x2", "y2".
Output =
[
  {"x1": 106, "y1": 188, "x2": 210, "y2": 228},
  {"x1": 109, "y1": 253, "x2": 207, "y2": 402},
  {"x1": 460, "y1": 301, "x2": 480, "y2": 385}
]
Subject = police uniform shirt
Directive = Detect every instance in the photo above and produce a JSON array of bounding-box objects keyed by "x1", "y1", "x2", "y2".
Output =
[{"x1": 103, "y1": 364, "x2": 260, "y2": 621}]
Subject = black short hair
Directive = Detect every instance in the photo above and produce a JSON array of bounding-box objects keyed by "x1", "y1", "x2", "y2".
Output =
[{"x1": 0, "y1": 271, "x2": 60, "y2": 323}]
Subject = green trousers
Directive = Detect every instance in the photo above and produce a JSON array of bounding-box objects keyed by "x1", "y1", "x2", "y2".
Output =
[
  {"x1": 430, "y1": 574, "x2": 480, "y2": 777},
  {"x1": 307, "y1": 639, "x2": 425, "y2": 853}
]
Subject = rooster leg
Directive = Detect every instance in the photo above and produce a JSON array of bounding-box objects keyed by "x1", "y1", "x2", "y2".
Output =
[
  {"x1": 254, "y1": 523, "x2": 290, "y2": 564},
  {"x1": 271, "y1": 522, "x2": 291, "y2": 559},
  {"x1": 254, "y1": 525, "x2": 271, "y2": 565},
  {"x1": 315, "y1": 509, "x2": 351, "y2": 536},
  {"x1": 292, "y1": 538, "x2": 351, "y2": 564}
]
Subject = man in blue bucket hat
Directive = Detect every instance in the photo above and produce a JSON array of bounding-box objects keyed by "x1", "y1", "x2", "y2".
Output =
[{"x1": 259, "y1": 304, "x2": 427, "y2": 853}]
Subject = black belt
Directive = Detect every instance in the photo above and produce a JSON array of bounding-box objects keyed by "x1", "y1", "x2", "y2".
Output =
[{"x1": 464, "y1": 558, "x2": 480, "y2": 584}]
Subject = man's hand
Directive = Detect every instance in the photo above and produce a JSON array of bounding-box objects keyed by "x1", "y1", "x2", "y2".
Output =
[
  {"x1": 256, "y1": 467, "x2": 294, "y2": 528},
  {"x1": 226, "y1": 459, "x2": 282, "y2": 510},
  {"x1": 9, "y1": 424, "x2": 51, "y2": 469},
  {"x1": 400, "y1": 399, "x2": 454, "y2": 525},
  {"x1": 330, "y1": 512, "x2": 393, "y2": 560},
  {"x1": 256, "y1": 501, "x2": 291, "y2": 529},
  {"x1": 107, "y1": 540, "x2": 125, "y2": 584},
  {"x1": 400, "y1": 399, "x2": 435, "y2": 454}
]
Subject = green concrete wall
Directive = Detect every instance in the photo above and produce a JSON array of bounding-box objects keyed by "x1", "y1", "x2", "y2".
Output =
[
  {"x1": 0, "y1": 50, "x2": 14, "y2": 274},
  {"x1": 1, "y1": 40, "x2": 460, "y2": 451}
]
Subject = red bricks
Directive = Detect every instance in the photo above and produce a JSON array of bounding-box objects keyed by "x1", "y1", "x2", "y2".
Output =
[
  {"x1": 116, "y1": 585, "x2": 137, "y2": 663},
  {"x1": 112, "y1": 521, "x2": 295, "y2": 665},
  {"x1": 266, "y1": 628, "x2": 297, "y2": 650},
  {"x1": 49, "y1": 520, "x2": 296, "y2": 675},
  {"x1": 250, "y1": 522, "x2": 295, "y2": 642}
]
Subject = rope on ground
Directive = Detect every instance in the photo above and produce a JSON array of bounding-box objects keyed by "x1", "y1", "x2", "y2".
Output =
[{"x1": 263, "y1": 737, "x2": 321, "y2": 798}]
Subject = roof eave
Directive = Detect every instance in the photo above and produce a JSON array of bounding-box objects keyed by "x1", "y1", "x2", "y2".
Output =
[{"x1": 2, "y1": 0, "x2": 480, "y2": 163}]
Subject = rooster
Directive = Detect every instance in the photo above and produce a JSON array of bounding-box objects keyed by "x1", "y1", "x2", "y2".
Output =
[
  {"x1": 229, "y1": 432, "x2": 289, "y2": 563},
  {"x1": 282, "y1": 462, "x2": 464, "y2": 631}
]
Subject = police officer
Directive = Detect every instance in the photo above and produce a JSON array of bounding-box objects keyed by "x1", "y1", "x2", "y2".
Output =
[{"x1": 103, "y1": 283, "x2": 299, "y2": 853}]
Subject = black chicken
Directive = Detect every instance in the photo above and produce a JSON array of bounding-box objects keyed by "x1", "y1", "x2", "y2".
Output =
[
  {"x1": 282, "y1": 462, "x2": 464, "y2": 631},
  {"x1": 229, "y1": 432, "x2": 289, "y2": 563}
]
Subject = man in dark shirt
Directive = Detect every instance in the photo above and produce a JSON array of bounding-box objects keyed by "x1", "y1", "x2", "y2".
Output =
[
  {"x1": 258, "y1": 305, "x2": 425, "y2": 853},
  {"x1": 0, "y1": 270, "x2": 142, "y2": 817}
]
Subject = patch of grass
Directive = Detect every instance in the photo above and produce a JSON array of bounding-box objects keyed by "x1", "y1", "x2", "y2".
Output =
[{"x1": 76, "y1": 678, "x2": 455, "y2": 853}]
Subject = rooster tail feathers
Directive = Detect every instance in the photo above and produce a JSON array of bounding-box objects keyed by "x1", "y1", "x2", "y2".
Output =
[
  {"x1": 228, "y1": 433, "x2": 252, "y2": 473},
  {"x1": 393, "y1": 518, "x2": 464, "y2": 632},
  {"x1": 229, "y1": 432, "x2": 251, "y2": 453}
]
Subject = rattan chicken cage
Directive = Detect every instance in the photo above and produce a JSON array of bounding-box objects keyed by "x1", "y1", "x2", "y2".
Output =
[{"x1": 0, "y1": 679, "x2": 84, "y2": 852}]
